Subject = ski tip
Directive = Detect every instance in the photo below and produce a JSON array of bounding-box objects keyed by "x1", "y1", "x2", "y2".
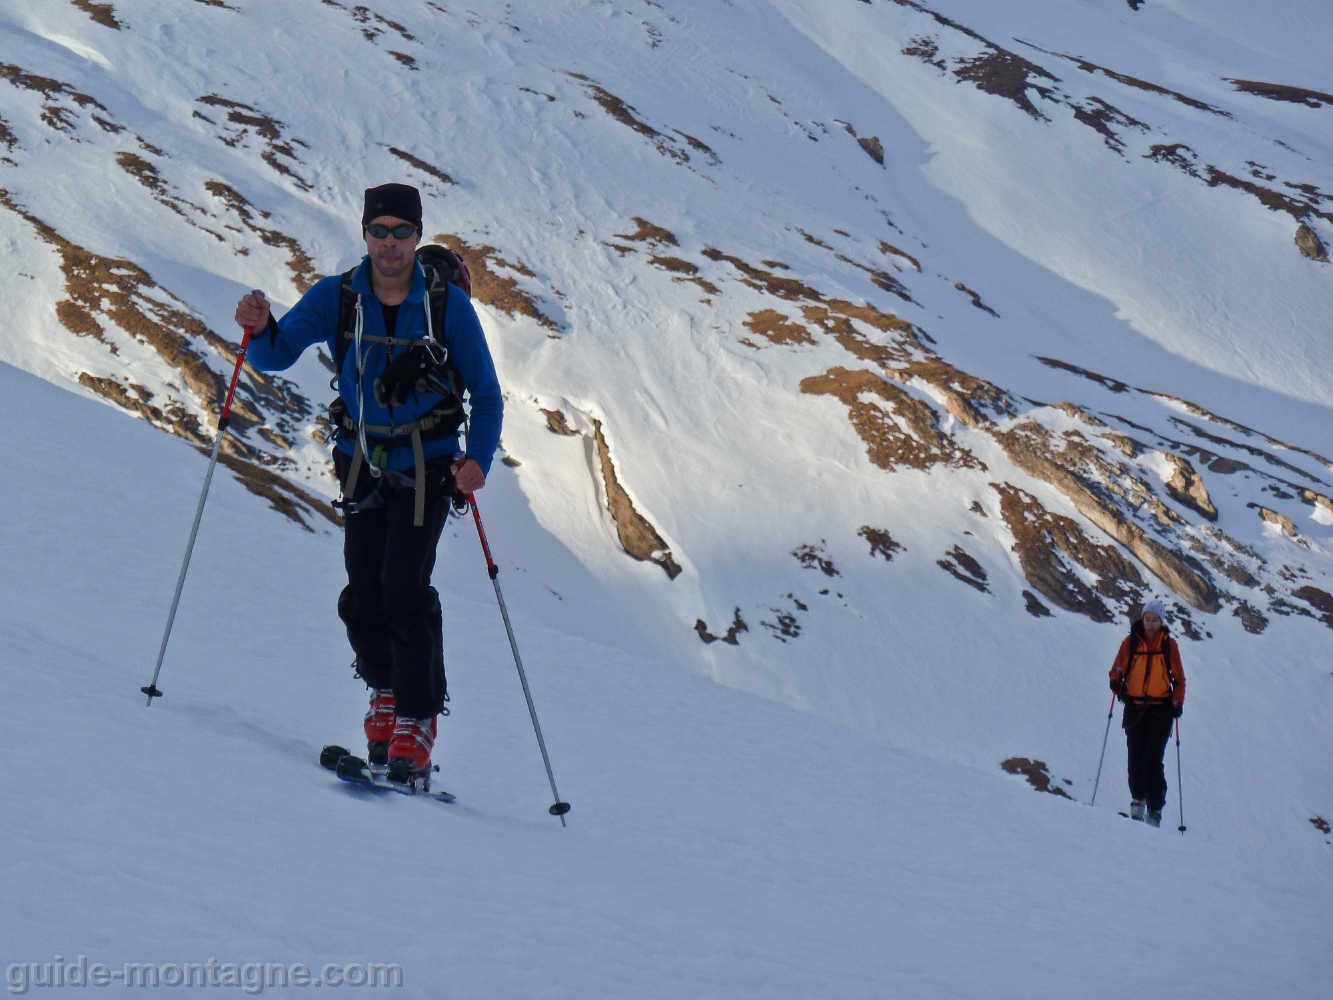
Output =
[
  {"x1": 320, "y1": 745, "x2": 353, "y2": 771},
  {"x1": 549, "y1": 801, "x2": 571, "y2": 817}
]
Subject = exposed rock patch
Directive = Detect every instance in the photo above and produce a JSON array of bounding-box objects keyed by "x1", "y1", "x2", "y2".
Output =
[
  {"x1": 1296, "y1": 223, "x2": 1328, "y2": 262},
  {"x1": 71, "y1": 1, "x2": 121, "y2": 29},
  {"x1": 695, "y1": 608, "x2": 748, "y2": 645},
  {"x1": 955, "y1": 282, "x2": 998, "y2": 316},
  {"x1": 615, "y1": 217, "x2": 678, "y2": 247},
  {"x1": 1035, "y1": 356, "x2": 1129, "y2": 394},
  {"x1": 1147, "y1": 143, "x2": 1333, "y2": 225},
  {"x1": 879, "y1": 241, "x2": 921, "y2": 271},
  {"x1": 992, "y1": 482, "x2": 1143, "y2": 623},
  {"x1": 995, "y1": 422, "x2": 1219, "y2": 613},
  {"x1": 1163, "y1": 454, "x2": 1218, "y2": 521},
  {"x1": 592, "y1": 419, "x2": 681, "y2": 579},
  {"x1": 857, "y1": 135, "x2": 885, "y2": 165},
  {"x1": 541, "y1": 409, "x2": 578, "y2": 435},
  {"x1": 3, "y1": 192, "x2": 329, "y2": 527},
  {"x1": 0, "y1": 62, "x2": 109, "y2": 134},
  {"x1": 386, "y1": 146, "x2": 454, "y2": 185},
  {"x1": 1023, "y1": 591, "x2": 1053, "y2": 617},
  {"x1": 1001, "y1": 758, "x2": 1072, "y2": 799},
  {"x1": 793, "y1": 542, "x2": 839, "y2": 577},
  {"x1": 858, "y1": 526, "x2": 902, "y2": 560},
  {"x1": 1227, "y1": 80, "x2": 1333, "y2": 109},
  {"x1": 937, "y1": 545, "x2": 989, "y2": 592},
  {"x1": 204, "y1": 181, "x2": 318, "y2": 292},
  {"x1": 1292, "y1": 586, "x2": 1333, "y2": 629},
  {"x1": 1232, "y1": 601, "x2": 1269, "y2": 634},
  {"x1": 800, "y1": 367, "x2": 983, "y2": 472},
  {"x1": 742, "y1": 309, "x2": 815, "y2": 347},
  {"x1": 567, "y1": 74, "x2": 706, "y2": 164},
  {"x1": 1250, "y1": 504, "x2": 1297, "y2": 537},
  {"x1": 196, "y1": 95, "x2": 312, "y2": 191}
]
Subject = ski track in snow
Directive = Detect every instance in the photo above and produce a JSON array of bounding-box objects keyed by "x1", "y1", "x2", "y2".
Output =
[{"x1": 0, "y1": 0, "x2": 1330, "y2": 995}]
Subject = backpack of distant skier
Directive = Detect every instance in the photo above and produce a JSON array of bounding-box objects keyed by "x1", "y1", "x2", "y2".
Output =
[{"x1": 1119, "y1": 623, "x2": 1178, "y2": 703}]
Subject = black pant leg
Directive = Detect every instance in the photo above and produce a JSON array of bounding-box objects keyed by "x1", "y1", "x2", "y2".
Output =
[
  {"x1": 1125, "y1": 703, "x2": 1173, "y2": 809},
  {"x1": 378, "y1": 478, "x2": 451, "y2": 719},
  {"x1": 338, "y1": 486, "x2": 394, "y2": 691},
  {"x1": 1124, "y1": 704, "x2": 1147, "y2": 801},
  {"x1": 1139, "y1": 705, "x2": 1174, "y2": 811}
]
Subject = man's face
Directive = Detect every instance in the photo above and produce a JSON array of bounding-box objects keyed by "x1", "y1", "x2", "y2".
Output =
[
  {"x1": 1143, "y1": 611, "x2": 1162, "y2": 636},
  {"x1": 364, "y1": 215, "x2": 420, "y2": 279}
]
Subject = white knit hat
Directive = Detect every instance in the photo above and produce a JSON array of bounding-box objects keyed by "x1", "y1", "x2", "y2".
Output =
[{"x1": 1142, "y1": 599, "x2": 1167, "y2": 620}]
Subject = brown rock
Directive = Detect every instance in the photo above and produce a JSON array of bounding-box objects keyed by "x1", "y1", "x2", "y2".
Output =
[
  {"x1": 1296, "y1": 223, "x2": 1328, "y2": 262},
  {"x1": 857, "y1": 136, "x2": 885, "y2": 166},
  {"x1": 991, "y1": 482, "x2": 1142, "y2": 622},
  {"x1": 1250, "y1": 504, "x2": 1297, "y2": 536},
  {"x1": 1163, "y1": 454, "x2": 1218, "y2": 521},
  {"x1": 995, "y1": 422, "x2": 1220, "y2": 613},
  {"x1": 593, "y1": 420, "x2": 681, "y2": 579}
]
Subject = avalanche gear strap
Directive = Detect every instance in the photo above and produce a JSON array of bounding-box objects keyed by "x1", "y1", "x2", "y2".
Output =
[{"x1": 329, "y1": 396, "x2": 464, "y2": 526}]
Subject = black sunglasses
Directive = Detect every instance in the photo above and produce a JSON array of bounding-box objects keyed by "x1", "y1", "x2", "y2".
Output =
[{"x1": 365, "y1": 222, "x2": 418, "y2": 240}]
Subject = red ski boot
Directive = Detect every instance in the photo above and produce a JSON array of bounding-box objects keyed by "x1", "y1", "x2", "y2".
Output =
[
  {"x1": 364, "y1": 689, "x2": 395, "y2": 766},
  {"x1": 386, "y1": 716, "x2": 436, "y2": 785}
]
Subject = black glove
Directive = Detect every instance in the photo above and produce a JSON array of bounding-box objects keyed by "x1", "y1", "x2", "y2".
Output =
[
  {"x1": 374, "y1": 347, "x2": 450, "y2": 407},
  {"x1": 1171, "y1": 703, "x2": 1183, "y2": 719}
]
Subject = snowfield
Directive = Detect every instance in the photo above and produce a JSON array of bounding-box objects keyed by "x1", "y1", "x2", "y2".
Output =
[{"x1": 0, "y1": 0, "x2": 1330, "y2": 996}]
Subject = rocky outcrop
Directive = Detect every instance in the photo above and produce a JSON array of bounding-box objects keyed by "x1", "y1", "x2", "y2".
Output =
[
  {"x1": 1296, "y1": 223, "x2": 1328, "y2": 261},
  {"x1": 1001, "y1": 758, "x2": 1072, "y2": 799},
  {"x1": 695, "y1": 608, "x2": 747, "y2": 645},
  {"x1": 1250, "y1": 504, "x2": 1297, "y2": 537},
  {"x1": 592, "y1": 420, "x2": 681, "y2": 579},
  {"x1": 800, "y1": 368, "x2": 983, "y2": 472},
  {"x1": 857, "y1": 135, "x2": 885, "y2": 166},
  {"x1": 1163, "y1": 454, "x2": 1218, "y2": 521},
  {"x1": 994, "y1": 423, "x2": 1220, "y2": 613},
  {"x1": 991, "y1": 482, "x2": 1143, "y2": 622}
]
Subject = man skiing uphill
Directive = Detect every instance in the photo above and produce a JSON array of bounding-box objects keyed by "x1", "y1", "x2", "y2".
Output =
[
  {"x1": 234, "y1": 183, "x2": 503, "y2": 784},
  {"x1": 1108, "y1": 599, "x2": 1186, "y2": 827}
]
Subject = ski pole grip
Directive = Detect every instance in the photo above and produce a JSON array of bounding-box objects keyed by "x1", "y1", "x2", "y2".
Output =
[{"x1": 218, "y1": 290, "x2": 263, "y2": 432}]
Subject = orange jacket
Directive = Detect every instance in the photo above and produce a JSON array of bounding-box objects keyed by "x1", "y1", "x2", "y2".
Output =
[{"x1": 1110, "y1": 627, "x2": 1185, "y2": 705}]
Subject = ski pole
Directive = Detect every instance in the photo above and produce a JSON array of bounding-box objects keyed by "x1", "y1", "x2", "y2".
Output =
[
  {"x1": 142, "y1": 292, "x2": 264, "y2": 706},
  {"x1": 1089, "y1": 691, "x2": 1117, "y2": 806},
  {"x1": 466, "y1": 492, "x2": 571, "y2": 825},
  {"x1": 1175, "y1": 719, "x2": 1186, "y2": 833}
]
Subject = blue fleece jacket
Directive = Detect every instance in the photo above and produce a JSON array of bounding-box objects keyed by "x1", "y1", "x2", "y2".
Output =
[{"x1": 247, "y1": 256, "x2": 504, "y2": 475}]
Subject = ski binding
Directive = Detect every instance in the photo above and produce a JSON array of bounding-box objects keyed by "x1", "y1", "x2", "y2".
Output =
[{"x1": 320, "y1": 744, "x2": 455, "y2": 802}]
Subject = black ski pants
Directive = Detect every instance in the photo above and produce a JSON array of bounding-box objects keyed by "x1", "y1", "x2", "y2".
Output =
[
  {"x1": 334, "y1": 450, "x2": 454, "y2": 720},
  {"x1": 1123, "y1": 702, "x2": 1174, "y2": 811}
]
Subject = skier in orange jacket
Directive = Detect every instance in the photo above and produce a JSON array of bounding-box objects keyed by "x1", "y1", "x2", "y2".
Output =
[{"x1": 1108, "y1": 599, "x2": 1185, "y2": 827}]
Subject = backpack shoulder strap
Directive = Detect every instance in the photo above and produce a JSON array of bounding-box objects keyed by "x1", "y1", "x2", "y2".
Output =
[
  {"x1": 422, "y1": 266, "x2": 465, "y2": 401},
  {"x1": 333, "y1": 267, "x2": 358, "y2": 384}
]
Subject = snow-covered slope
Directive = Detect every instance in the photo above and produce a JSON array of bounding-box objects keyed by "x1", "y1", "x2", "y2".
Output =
[{"x1": 1, "y1": 1, "x2": 1330, "y2": 994}]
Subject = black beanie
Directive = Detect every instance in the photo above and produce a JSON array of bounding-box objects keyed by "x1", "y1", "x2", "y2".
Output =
[{"x1": 362, "y1": 183, "x2": 422, "y2": 231}]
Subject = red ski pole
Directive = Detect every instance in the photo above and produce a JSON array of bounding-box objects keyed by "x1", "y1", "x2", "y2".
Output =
[
  {"x1": 467, "y1": 492, "x2": 570, "y2": 824},
  {"x1": 142, "y1": 292, "x2": 264, "y2": 705}
]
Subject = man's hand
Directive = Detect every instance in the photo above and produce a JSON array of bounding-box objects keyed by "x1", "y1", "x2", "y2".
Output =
[
  {"x1": 451, "y1": 458, "x2": 485, "y2": 494},
  {"x1": 234, "y1": 291, "x2": 271, "y2": 335}
]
